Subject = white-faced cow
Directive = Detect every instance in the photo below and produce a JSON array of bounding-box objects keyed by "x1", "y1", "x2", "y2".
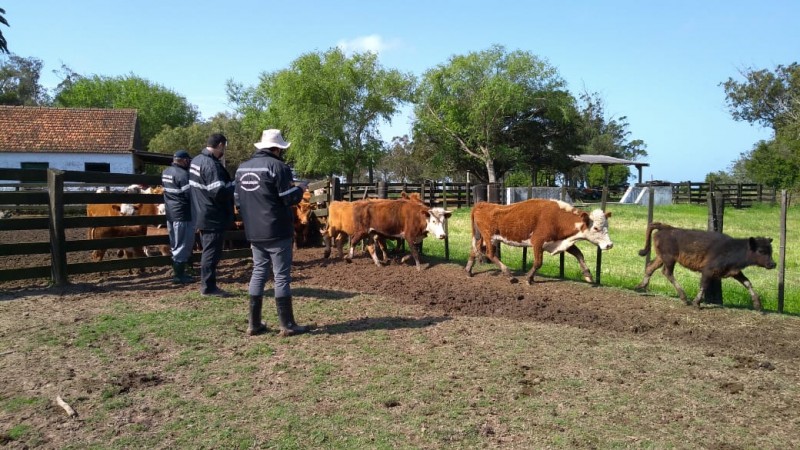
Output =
[
  {"x1": 347, "y1": 198, "x2": 451, "y2": 270},
  {"x1": 634, "y1": 222, "x2": 776, "y2": 311},
  {"x1": 465, "y1": 199, "x2": 613, "y2": 284}
]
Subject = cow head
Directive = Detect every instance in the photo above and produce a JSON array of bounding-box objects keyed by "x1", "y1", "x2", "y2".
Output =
[
  {"x1": 115, "y1": 203, "x2": 140, "y2": 216},
  {"x1": 157, "y1": 203, "x2": 166, "y2": 215},
  {"x1": 425, "y1": 207, "x2": 452, "y2": 240},
  {"x1": 124, "y1": 184, "x2": 144, "y2": 194},
  {"x1": 585, "y1": 209, "x2": 613, "y2": 250},
  {"x1": 749, "y1": 237, "x2": 777, "y2": 269}
]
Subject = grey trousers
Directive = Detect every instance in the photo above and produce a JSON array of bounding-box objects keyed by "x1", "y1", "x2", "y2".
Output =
[
  {"x1": 249, "y1": 237, "x2": 293, "y2": 298},
  {"x1": 199, "y1": 230, "x2": 226, "y2": 294},
  {"x1": 167, "y1": 220, "x2": 195, "y2": 263}
]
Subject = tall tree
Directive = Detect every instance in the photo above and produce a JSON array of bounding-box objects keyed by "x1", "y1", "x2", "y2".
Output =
[
  {"x1": 721, "y1": 63, "x2": 800, "y2": 134},
  {"x1": 414, "y1": 44, "x2": 567, "y2": 183},
  {"x1": 0, "y1": 8, "x2": 9, "y2": 54},
  {"x1": 227, "y1": 48, "x2": 415, "y2": 182},
  {"x1": 0, "y1": 54, "x2": 50, "y2": 105},
  {"x1": 55, "y1": 74, "x2": 199, "y2": 150},
  {"x1": 149, "y1": 113, "x2": 253, "y2": 174},
  {"x1": 571, "y1": 91, "x2": 647, "y2": 187},
  {"x1": 720, "y1": 63, "x2": 800, "y2": 188}
]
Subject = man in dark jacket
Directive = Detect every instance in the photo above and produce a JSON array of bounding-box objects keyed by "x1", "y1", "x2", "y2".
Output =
[
  {"x1": 235, "y1": 129, "x2": 309, "y2": 336},
  {"x1": 190, "y1": 133, "x2": 235, "y2": 297},
  {"x1": 162, "y1": 149, "x2": 195, "y2": 283}
]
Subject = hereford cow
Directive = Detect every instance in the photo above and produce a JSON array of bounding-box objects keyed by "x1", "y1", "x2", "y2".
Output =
[
  {"x1": 465, "y1": 199, "x2": 613, "y2": 284},
  {"x1": 323, "y1": 194, "x2": 424, "y2": 261},
  {"x1": 347, "y1": 199, "x2": 451, "y2": 270},
  {"x1": 634, "y1": 222, "x2": 776, "y2": 310},
  {"x1": 88, "y1": 225, "x2": 148, "y2": 265}
]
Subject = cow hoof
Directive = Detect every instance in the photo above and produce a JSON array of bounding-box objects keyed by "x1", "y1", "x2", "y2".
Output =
[
  {"x1": 509, "y1": 277, "x2": 519, "y2": 284},
  {"x1": 583, "y1": 276, "x2": 593, "y2": 283},
  {"x1": 345, "y1": 259, "x2": 352, "y2": 264}
]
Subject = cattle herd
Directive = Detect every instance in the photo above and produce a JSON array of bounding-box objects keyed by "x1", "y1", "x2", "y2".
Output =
[{"x1": 85, "y1": 184, "x2": 778, "y2": 311}]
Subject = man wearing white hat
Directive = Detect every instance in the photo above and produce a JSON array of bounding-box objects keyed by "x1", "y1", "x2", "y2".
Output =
[{"x1": 235, "y1": 129, "x2": 311, "y2": 336}]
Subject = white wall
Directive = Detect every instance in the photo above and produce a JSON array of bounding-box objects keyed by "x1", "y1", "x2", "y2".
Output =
[{"x1": 0, "y1": 152, "x2": 133, "y2": 173}]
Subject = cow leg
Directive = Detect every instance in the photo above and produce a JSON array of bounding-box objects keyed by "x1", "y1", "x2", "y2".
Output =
[
  {"x1": 337, "y1": 235, "x2": 347, "y2": 259},
  {"x1": 323, "y1": 232, "x2": 332, "y2": 259},
  {"x1": 565, "y1": 245, "x2": 593, "y2": 283},
  {"x1": 661, "y1": 260, "x2": 688, "y2": 304},
  {"x1": 374, "y1": 236, "x2": 390, "y2": 263},
  {"x1": 692, "y1": 273, "x2": 714, "y2": 309},
  {"x1": 484, "y1": 238, "x2": 512, "y2": 278},
  {"x1": 406, "y1": 239, "x2": 424, "y2": 271},
  {"x1": 731, "y1": 272, "x2": 762, "y2": 311},
  {"x1": 635, "y1": 255, "x2": 664, "y2": 291},
  {"x1": 363, "y1": 233, "x2": 384, "y2": 267},
  {"x1": 523, "y1": 243, "x2": 545, "y2": 285},
  {"x1": 346, "y1": 231, "x2": 367, "y2": 263},
  {"x1": 465, "y1": 236, "x2": 482, "y2": 276}
]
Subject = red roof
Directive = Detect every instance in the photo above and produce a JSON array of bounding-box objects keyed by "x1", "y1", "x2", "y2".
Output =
[{"x1": 0, "y1": 106, "x2": 141, "y2": 154}]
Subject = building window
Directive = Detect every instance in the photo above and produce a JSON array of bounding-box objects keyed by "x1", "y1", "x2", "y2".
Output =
[
  {"x1": 85, "y1": 162, "x2": 111, "y2": 172},
  {"x1": 21, "y1": 162, "x2": 49, "y2": 170}
]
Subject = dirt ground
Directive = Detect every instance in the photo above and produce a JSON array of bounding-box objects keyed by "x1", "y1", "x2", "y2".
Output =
[
  {"x1": 2, "y1": 227, "x2": 799, "y2": 363},
  {"x1": 2, "y1": 228, "x2": 800, "y2": 447}
]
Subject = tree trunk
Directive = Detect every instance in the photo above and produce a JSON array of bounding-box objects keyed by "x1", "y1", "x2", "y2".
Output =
[{"x1": 485, "y1": 159, "x2": 497, "y2": 183}]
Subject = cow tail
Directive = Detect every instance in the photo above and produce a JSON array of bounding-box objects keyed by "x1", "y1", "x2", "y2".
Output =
[
  {"x1": 470, "y1": 210, "x2": 482, "y2": 252},
  {"x1": 638, "y1": 222, "x2": 669, "y2": 256}
]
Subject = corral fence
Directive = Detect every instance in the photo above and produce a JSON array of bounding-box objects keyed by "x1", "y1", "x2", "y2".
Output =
[
  {"x1": 672, "y1": 182, "x2": 777, "y2": 208},
  {"x1": 0, "y1": 168, "x2": 251, "y2": 286}
]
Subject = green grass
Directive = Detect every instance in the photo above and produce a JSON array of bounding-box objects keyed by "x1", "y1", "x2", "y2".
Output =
[{"x1": 424, "y1": 202, "x2": 800, "y2": 314}]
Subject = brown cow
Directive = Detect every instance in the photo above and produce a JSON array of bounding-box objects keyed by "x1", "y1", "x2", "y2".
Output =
[
  {"x1": 465, "y1": 199, "x2": 613, "y2": 284},
  {"x1": 347, "y1": 198, "x2": 451, "y2": 270},
  {"x1": 635, "y1": 222, "x2": 776, "y2": 310},
  {"x1": 88, "y1": 225, "x2": 148, "y2": 263}
]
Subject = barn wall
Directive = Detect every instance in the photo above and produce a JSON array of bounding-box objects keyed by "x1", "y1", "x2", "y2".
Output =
[{"x1": 0, "y1": 152, "x2": 133, "y2": 173}]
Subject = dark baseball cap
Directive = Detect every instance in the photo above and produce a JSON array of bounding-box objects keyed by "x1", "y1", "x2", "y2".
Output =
[{"x1": 174, "y1": 150, "x2": 191, "y2": 159}]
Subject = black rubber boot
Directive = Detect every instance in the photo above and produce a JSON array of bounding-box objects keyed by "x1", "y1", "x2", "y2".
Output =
[
  {"x1": 171, "y1": 262, "x2": 193, "y2": 284},
  {"x1": 247, "y1": 295, "x2": 268, "y2": 336},
  {"x1": 179, "y1": 262, "x2": 195, "y2": 282},
  {"x1": 275, "y1": 296, "x2": 311, "y2": 337}
]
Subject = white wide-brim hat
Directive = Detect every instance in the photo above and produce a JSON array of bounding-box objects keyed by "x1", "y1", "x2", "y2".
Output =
[{"x1": 254, "y1": 129, "x2": 291, "y2": 150}]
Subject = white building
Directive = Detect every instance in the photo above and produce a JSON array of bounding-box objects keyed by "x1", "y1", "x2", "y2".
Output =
[{"x1": 0, "y1": 106, "x2": 145, "y2": 174}]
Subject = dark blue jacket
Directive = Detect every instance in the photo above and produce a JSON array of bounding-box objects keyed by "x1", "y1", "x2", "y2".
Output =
[
  {"x1": 234, "y1": 150, "x2": 304, "y2": 242},
  {"x1": 161, "y1": 163, "x2": 192, "y2": 222},
  {"x1": 189, "y1": 148, "x2": 235, "y2": 231}
]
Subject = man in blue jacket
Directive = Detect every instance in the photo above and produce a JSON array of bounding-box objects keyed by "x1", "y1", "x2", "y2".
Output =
[
  {"x1": 235, "y1": 129, "x2": 309, "y2": 336},
  {"x1": 190, "y1": 133, "x2": 235, "y2": 297},
  {"x1": 162, "y1": 149, "x2": 195, "y2": 283}
]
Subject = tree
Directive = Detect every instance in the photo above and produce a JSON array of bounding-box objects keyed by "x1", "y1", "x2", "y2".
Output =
[
  {"x1": 720, "y1": 63, "x2": 800, "y2": 188},
  {"x1": 721, "y1": 63, "x2": 800, "y2": 134},
  {"x1": 0, "y1": 8, "x2": 9, "y2": 54},
  {"x1": 55, "y1": 74, "x2": 199, "y2": 150},
  {"x1": 570, "y1": 91, "x2": 647, "y2": 187},
  {"x1": 0, "y1": 54, "x2": 50, "y2": 105},
  {"x1": 414, "y1": 44, "x2": 567, "y2": 183},
  {"x1": 227, "y1": 48, "x2": 415, "y2": 182},
  {"x1": 375, "y1": 135, "x2": 427, "y2": 183},
  {"x1": 149, "y1": 113, "x2": 253, "y2": 174}
]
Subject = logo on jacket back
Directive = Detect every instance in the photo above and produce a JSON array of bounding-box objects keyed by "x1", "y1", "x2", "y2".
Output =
[{"x1": 239, "y1": 173, "x2": 261, "y2": 192}]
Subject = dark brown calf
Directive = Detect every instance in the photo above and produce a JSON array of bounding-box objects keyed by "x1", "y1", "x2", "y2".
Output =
[
  {"x1": 635, "y1": 222, "x2": 776, "y2": 310},
  {"x1": 88, "y1": 225, "x2": 148, "y2": 263}
]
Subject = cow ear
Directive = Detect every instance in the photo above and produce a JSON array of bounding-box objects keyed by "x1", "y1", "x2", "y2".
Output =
[
  {"x1": 112, "y1": 204, "x2": 121, "y2": 211},
  {"x1": 444, "y1": 210, "x2": 452, "y2": 218},
  {"x1": 768, "y1": 237, "x2": 773, "y2": 243},
  {"x1": 605, "y1": 211, "x2": 613, "y2": 218},
  {"x1": 748, "y1": 237, "x2": 757, "y2": 250}
]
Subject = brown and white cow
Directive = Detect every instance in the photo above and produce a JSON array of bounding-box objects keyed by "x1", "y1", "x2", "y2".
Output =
[
  {"x1": 635, "y1": 222, "x2": 776, "y2": 310},
  {"x1": 347, "y1": 198, "x2": 451, "y2": 270},
  {"x1": 88, "y1": 225, "x2": 148, "y2": 264},
  {"x1": 465, "y1": 199, "x2": 613, "y2": 284}
]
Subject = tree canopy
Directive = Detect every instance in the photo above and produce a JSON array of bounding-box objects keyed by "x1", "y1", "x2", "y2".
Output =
[
  {"x1": 54, "y1": 74, "x2": 199, "y2": 150},
  {"x1": 0, "y1": 8, "x2": 9, "y2": 54},
  {"x1": 0, "y1": 54, "x2": 50, "y2": 105},
  {"x1": 227, "y1": 48, "x2": 415, "y2": 182},
  {"x1": 414, "y1": 44, "x2": 568, "y2": 183},
  {"x1": 720, "y1": 63, "x2": 800, "y2": 189}
]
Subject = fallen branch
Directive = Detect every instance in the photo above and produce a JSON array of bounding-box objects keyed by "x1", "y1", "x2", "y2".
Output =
[{"x1": 56, "y1": 396, "x2": 77, "y2": 417}]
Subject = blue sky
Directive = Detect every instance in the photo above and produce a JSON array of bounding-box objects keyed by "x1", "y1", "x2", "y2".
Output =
[{"x1": 4, "y1": 1, "x2": 797, "y2": 182}]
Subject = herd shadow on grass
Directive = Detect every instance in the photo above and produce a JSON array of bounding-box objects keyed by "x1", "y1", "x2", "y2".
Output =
[{"x1": 315, "y1": 315, "x2": 451, "y2": 335}]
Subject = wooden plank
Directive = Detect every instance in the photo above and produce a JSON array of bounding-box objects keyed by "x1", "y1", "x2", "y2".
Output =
[
  {"x1": 64, "y1": 192, "x2": 163, "y2": 205},
  {"x1": 0, "y1": 217, "x2": 50, "y2": 231},
  {"x1": 307, "y1": 179, "x2": 329, "y2": 191},
  {"x1": 0, "y1": 168, "x2": 48, "y2": 182},
  {"x1": 62, "y1": 170, "x2": 161, "y2": 185},
  {"x1": 64, "y1": 215, "x2": 165, "y2": 228},
  {"x1": 312, "y1": 208, "x2": 328, "y2": 218},
  {"x1": 0, "y1": 265, "x2": 51, "y2": 282},
  {"x1": 0, "y1": 241, "x2": 51, "y2": 256},
  {"x1": 0, "y1": 192, "x2": 49, "y2": 204},
  {"x1": 66, "y1": 234, "x2": 170, "y2": 252}
]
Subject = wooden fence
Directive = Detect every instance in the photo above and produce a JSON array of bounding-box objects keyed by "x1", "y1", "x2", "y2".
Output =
[
  {"x1": 671, "y1": 182, "x2": 777, "y2": 208},
  {"x1": 0, "y1": 168, "x2": 250, "y2": 285}
]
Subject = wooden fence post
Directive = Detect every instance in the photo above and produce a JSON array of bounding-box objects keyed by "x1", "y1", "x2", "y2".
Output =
[
  {"x1": 644, "y1": 188, "x2": 655, "y2": 268},
  {"x1": 47, "y1": 169, "x2": 68, "y2": 286},
  {"x1": 705, "y1": 191, "x2": 725, "y2": 304},
  {"x1": 778, "y1": 190, "x2": 788, "y2": 313}
]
